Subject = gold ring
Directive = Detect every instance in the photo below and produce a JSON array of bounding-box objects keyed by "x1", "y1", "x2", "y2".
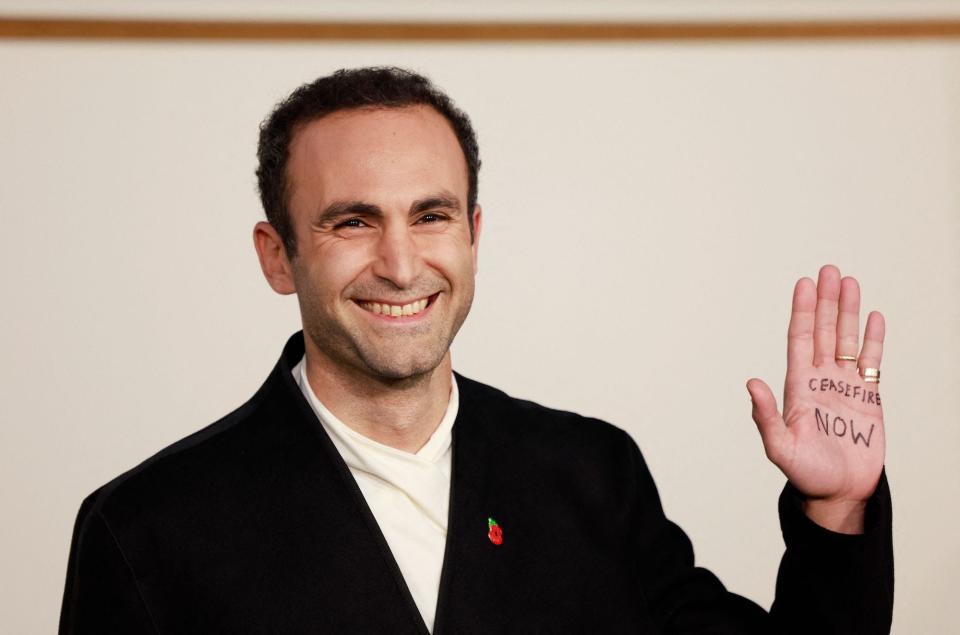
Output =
[
  {"x1": 836, "y1": 355, "x2": 858, "y2": 362},
  {"x1": 860, "y1": 367, "x2": 880, "y2": 383}
]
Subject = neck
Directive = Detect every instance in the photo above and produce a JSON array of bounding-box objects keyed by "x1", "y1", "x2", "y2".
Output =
[{"x1": 301, "y1": 338, "x2": 453, "y2": 454}]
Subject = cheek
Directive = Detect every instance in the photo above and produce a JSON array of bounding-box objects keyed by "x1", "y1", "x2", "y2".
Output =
[
  {"x1": 305, "y1": 244, "x2": 371, "y2": 296},
  {"x1": 425, "y1": 237, "x2": 476, "y2": 282}
]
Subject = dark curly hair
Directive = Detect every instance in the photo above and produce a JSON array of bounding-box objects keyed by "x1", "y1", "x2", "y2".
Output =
[{"x1": 256, "y1": 66, "x2": 481, "y2": 258}]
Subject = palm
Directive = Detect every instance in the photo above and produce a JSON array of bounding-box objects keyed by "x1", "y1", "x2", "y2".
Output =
[
  {"x1": 748, "y1": 266, "x2": 886, "y2": 506},
  {"x1": 778, "y1": 367, "x2": 885, "y2": 502}
]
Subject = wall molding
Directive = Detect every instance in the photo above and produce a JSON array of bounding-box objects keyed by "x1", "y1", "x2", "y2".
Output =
[{"x1": 2, "y1": 17, "x2": 960, "y2": 41}]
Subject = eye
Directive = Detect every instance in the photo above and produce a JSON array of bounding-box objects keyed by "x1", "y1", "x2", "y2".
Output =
[
  {"x1": 335, "y1": 218, "x2": 368, "y2": 229},
  {"x1": 417, "y1": 213, "x2": 447, "y2": 224}
]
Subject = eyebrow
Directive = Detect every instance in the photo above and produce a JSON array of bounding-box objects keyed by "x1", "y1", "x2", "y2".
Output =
[
  {"x1": 411, "y1": 192, "x2": 461, "y2": 215},
  {"x1": 313, "y1": 190, "x2": 462, "y2": 228},
  {"x1": 313, "y1": 201, "x2": 380, "y2": 228}
]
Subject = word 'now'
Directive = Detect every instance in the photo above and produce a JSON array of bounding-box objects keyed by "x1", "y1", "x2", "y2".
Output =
[{"x1": 814, "y1": 408, "x2": 875, "y2": 448}]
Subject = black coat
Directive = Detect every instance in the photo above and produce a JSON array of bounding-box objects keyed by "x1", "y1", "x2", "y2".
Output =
[{"x1": 60, "y1": 332, "x2": 893, "y2": 634}]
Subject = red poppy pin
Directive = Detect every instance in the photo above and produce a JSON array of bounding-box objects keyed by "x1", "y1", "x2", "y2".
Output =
[{"x1": 487, "y1": 517, "x2": 503, "y2": 546}]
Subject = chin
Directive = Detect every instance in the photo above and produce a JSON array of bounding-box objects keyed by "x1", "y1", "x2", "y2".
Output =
[{"x1": 359, "y1": 348, "x2": 447, "y2": 382}]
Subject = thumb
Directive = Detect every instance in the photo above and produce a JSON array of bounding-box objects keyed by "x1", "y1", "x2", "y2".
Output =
[{"x1": 746, "y1": 378, "x2": 788, "y2": 465}]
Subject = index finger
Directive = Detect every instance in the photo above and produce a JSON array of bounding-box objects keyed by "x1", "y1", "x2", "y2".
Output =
[{"x1": 787, "y1": 277, "x2": 817, "y2": 371}]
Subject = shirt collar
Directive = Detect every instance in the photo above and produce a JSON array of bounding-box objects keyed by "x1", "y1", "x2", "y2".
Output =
[{"x1": 292, "y1": 355, "x2": 458, "y2": 465}]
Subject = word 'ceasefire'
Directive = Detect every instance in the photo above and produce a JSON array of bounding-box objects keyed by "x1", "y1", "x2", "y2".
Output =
[
  {"x1": 808, "y1": 378, "x2": 881, "y2": 406},
  {"x1": 814, "y1": 408, "x2": 875, "y2": 448}
]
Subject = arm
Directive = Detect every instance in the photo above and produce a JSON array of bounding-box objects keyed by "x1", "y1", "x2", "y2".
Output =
[{"x1": 59, "y1": 495, "x2": 157, "y2": 635}]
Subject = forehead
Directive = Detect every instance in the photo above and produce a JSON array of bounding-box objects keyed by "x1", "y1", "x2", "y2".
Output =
[{"x1": 286, "y1": 105, "x2": 468, "y2": 211}]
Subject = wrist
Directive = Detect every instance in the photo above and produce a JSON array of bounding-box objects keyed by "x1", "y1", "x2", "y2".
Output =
[{"x1": 801, "y1": 497, "x2": 867, "y2": 534}]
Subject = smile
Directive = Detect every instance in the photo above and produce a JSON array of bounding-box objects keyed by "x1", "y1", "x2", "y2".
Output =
[{"x1": 355, "y1": 294, "x2": 435, "y2": 318}]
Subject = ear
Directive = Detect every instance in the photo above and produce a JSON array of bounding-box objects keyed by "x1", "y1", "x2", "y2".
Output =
[
  {"x1": 253, "y1": 221, "x2": 296, "y2": 295},
  {"x1": 470, "y1": 204, "x2": 482, "y2": 275}
]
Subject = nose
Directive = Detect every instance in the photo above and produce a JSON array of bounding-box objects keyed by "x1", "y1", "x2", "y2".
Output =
[{"x1": 371, "y1": 223, "x2": 420, "y2": 289}]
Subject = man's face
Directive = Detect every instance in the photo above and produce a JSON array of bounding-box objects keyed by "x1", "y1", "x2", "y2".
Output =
[{"x1": 284, "y1": 105, "x2": 480, "y2": 382}]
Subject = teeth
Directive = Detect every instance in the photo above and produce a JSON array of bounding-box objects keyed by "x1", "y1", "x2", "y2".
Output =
[{"x1": 359, "y1": 297, "x2": 430, "y2": 318}]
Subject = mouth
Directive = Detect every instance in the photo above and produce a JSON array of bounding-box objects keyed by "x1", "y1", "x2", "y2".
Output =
[{"x1": 354, "y1": 292, "x2": 439, "y2": 320}]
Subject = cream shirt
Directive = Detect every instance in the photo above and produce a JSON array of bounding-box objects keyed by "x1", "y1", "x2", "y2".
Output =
[{"x1": 293, "y1": 357, "x2": 457, "y2": 633}]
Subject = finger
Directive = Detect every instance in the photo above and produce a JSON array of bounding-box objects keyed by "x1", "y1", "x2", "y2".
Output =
[
  {"x1": 858, "y1": 311, "x2": 885, "y2": 377},
  {"x1": 835, "y1": 276, "x2": 861, "y2": 370},
  {"x1": 813, "y1": 265, "x2": 841, "y2": 366},
  {"x1": 787, "y1": 277, "x2": 816, "y2": 371},
  {"x1": 747, "y1": 378, "x2": 788, "y2": 466}
]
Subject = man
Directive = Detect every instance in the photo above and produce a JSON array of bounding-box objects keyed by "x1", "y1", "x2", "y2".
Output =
[{"x1": 60, "y1": 67, "x2": 893, "y2": 634}]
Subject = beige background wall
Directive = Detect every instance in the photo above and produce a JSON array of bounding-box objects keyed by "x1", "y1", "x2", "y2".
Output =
[{"x1": 1, "y1": 33, "x2": 958, "y2": 634}]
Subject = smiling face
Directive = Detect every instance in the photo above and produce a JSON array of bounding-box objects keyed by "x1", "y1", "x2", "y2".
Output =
[{"x1": 283, "y1": 105, "x2": 481, "y2": 382}]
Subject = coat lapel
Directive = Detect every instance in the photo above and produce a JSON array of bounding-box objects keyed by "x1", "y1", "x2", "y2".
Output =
[
  {"x1": 433, "y1": 373, "x2": 498, "y2": 635},
  {"x1": 276, "y1": 334, "x2": 432, "y2": 634}
]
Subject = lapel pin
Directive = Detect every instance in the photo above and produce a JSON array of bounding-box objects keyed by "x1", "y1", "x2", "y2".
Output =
[{"x1": 487, "y1": 517, "x2": 503, "y2": 546}]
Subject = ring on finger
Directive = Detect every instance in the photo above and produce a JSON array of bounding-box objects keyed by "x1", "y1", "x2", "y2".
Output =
[
  {"x1": 859, "y1": 367, "x2": 880, "y2": 383},
  {"x1": 836, "y1": 355, "x2": 858, "y2": 363}
]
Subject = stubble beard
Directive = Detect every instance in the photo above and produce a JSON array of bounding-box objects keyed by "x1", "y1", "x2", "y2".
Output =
[{"x1": 299, "y1": 287, "x2": 474, "y2": 386}]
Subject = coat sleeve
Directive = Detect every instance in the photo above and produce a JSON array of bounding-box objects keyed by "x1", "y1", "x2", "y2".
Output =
[
  {"x1": 622, "y1": 430, "x2": 894, "y2": 634},
  {"x1": 59, "y1": 495, "x2": 158, "y2": 635},
  {"x1": 770, "y1": 471, "x2": 894, "y2": 634}
]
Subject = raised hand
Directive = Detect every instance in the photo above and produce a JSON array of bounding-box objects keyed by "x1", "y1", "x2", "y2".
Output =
[{"x1": 747, "y1": 265, "x2": 885, "y2": 534}]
